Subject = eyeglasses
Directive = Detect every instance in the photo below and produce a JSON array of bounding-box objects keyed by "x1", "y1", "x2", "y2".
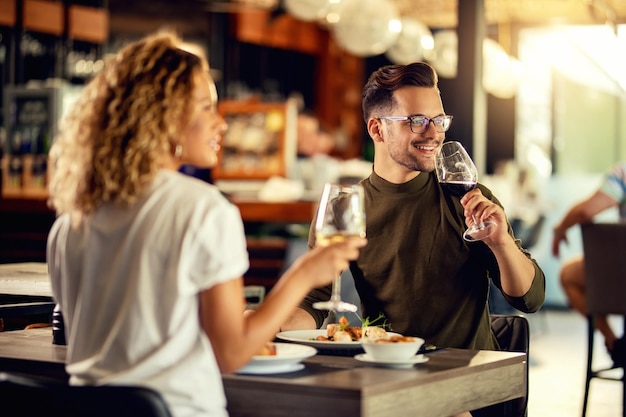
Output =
[{"x1": 377, "y1": 115, "x2": 453, "y2": 134}]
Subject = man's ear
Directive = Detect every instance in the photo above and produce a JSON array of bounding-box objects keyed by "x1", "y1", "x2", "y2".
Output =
[{"x1": 367, "y1": 118, "x2": 384, "y2": 143}]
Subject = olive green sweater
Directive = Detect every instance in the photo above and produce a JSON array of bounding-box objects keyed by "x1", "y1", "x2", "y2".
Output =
[{"x1": 300, "y1": 170, "x2": 545, "y2": 350}]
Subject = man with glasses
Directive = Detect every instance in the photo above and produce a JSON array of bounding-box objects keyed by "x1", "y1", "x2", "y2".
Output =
[{"x1": 282, "y1": 63, "x2": 545, "y2": 413}]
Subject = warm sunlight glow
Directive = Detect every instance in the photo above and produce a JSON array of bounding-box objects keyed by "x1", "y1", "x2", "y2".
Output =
[{"x1": 522, "y1": 24, "x2": 626, "y2": 94}]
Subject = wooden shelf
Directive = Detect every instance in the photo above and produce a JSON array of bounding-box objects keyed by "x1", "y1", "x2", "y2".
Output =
[
  {"x1": 0, "y1": 193, "x2": 50, "y2": 213},
  {"x1": 0, "y1": 193, "x2": 314, "y2": 224},
  {"x1": 230, "y1": 198, "x2": 315, "y2": 224}
]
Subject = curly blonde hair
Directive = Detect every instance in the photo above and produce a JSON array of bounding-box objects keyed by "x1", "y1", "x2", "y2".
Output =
[{"x1": 48, "y1": 31, "x2": 206, "y2": 225}]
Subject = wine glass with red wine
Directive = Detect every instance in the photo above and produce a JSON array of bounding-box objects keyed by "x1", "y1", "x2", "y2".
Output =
[{"x1": 434, "y1": 141, "x2": 496, "y2": 242}]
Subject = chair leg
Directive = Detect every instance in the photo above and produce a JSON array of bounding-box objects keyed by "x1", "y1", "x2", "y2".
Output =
[
  {"x1": 622, "y1": 317, "x2": 625, "y2": 417},
  {"x1": 582, "y1": 315, "x2": 594, "y2": 417}
]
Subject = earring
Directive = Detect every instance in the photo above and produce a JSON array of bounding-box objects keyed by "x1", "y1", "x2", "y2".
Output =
[{"x1": 174, "y1": 145, "x2": 183, "y2": 159}]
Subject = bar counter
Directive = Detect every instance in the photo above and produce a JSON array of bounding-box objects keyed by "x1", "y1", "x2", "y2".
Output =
[{"x1": 0, "y1": 193, "x2": 316, "y2": 224}]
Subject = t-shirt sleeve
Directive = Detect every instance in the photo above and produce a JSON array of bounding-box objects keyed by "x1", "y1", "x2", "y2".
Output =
[
  {"x1": 298, "y1": 285, "x2": 332, "y2": 329},
  {"x1": 599, "y1": 163, "x2": 626, "y2": 205},
  {"x1": 47, "y1": 214, "x2": 71, "y2": 306},
  {"x1": 187, "y1": 198, "x2": 249, "y2": 291}
]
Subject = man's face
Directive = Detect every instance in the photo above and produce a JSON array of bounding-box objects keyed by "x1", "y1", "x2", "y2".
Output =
[{"x1": 376, "y1": 86, "x2": 446, "y2": 173}]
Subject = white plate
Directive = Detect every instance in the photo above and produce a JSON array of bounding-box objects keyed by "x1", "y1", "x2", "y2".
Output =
[
  {"x1": 354, "y1": 353, "x2": 429, "y2": 369},
  {"x1": 276, "y1": 330, "x2": 402, "y2": 350},
  {"x1": 235, "y1": 363, "x2": 305, "y2": 375},
  {"x1": 235, "y1": 343, "x2": 316, "y2": 374}
]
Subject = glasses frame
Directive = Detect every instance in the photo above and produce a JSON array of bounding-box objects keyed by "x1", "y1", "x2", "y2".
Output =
[{"x1": 377, "y1": 115, "x2": 453, "y2": 134}]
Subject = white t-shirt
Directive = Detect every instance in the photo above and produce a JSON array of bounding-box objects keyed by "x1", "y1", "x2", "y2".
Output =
[{"x1": 47, "y1": 170, "x2": 249, "y2": 417}]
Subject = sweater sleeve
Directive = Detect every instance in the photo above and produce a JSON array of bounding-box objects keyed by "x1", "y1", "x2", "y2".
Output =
[
  {"x1": 501, "y1": 259, "x2": 546, "y2": 313},
  {"x1": 298, "y1": 285, "x2": 332, "y2": 329},
  {"x1": 477, "y1": 184, "x2": 546, "y2": 314}
]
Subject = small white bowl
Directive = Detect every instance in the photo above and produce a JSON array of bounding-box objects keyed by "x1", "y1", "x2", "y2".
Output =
[{"x1": 361, "y1": 335, "x2": 425, "y2": 361}]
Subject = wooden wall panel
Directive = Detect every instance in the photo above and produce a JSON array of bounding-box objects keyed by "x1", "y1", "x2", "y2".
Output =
[
  {"x1": 68, "y1": 5, "x2": 109, "y2": 43},
  {"x1": 233, "y1": 11, "x2": 322, "y2": 55},
  {"x1": 23, "y1": 0, "x2": 64, "y2": 36},
  {"x1": 0, "y1": 0, "x2": 17, "y2": 27}
]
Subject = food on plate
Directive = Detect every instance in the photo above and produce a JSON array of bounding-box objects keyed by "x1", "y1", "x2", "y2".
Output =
[
  {"x1": 315, "y1": 315, "x2": 388, "y2": 342},
  {"x1": 256, "y1": 341, "x2": 277, "y2": 356},
  {"x1": 363, "y1": 326, "x2": 388, "y2": 339},
  {"x1": 362, "y1": 335, "x2": 425, "y2": 360},
  {"x1": 369, "y1": 335, "x2": 416, "y2": 343}
]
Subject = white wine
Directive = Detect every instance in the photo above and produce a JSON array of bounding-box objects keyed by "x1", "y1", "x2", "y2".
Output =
[
  {"x1": 316, "y1": 231, "x2": 365, "y2": 246},
  {"x1": 312, "y1": 182, "x2": 365, "y2": 313}
]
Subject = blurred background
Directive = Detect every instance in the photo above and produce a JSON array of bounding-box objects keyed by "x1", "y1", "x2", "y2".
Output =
[{"x1": 1, "y1": 0, "x2": 625, "y2": 307}]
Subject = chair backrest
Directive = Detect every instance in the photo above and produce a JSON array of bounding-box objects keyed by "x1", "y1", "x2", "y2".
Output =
[
  {"x1": 0, "y1": 372, "x2": 173, "y2": 417},
  {"x1": 581, "y1": 222, "x2": 626, "y2": 315},
  {"x1": 491, "y1": 314, "x2": 530, "y2": 417}
]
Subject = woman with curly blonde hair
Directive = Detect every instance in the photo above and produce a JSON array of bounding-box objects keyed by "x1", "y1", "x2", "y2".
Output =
[{"x1": 46, "y1": 31, "x2": 366, "y2": 417}]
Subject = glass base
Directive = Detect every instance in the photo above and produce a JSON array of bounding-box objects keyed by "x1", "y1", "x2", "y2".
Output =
[
  {"x1": 463, "y1": 221, "x2": 497, "y2": 242},
  {"x1": 313, "y1": 300, "x2": 358, "y2": 312}
]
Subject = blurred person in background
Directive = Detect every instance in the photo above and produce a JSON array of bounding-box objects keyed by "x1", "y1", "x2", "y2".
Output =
[
  {"x1": 46, "y1": 31, "x2": 366, "y2": 417},
  {"x1": 296, "y1": 113, "x2": 335, "y2": 157},
  {"x1": 552, "y1": 162, "x2": 626, "y2": 366}
]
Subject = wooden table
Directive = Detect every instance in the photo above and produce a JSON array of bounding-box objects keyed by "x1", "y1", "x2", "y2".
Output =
[
  {"x1": 0, "y1": 262, "x2": 52, "y2": 297},
  {"x1": 0, "y1": 263, "x2": 54, "y2": 323},
  {"x1": 0, "y1": 328, "x2": 526, "y2": 417}
]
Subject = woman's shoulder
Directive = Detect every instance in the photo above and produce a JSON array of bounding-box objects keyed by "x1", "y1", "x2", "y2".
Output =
[
  {"x1": 154, "y1": 170, "x2": 233, "y2": 211},
  {"x1": 159, "y1": 170, "x2": 222, "y2": 195}
]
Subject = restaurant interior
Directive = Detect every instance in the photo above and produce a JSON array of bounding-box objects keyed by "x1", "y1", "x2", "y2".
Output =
[{"x1": 0, "y1": 0, "x2": 625, "y2": 416}]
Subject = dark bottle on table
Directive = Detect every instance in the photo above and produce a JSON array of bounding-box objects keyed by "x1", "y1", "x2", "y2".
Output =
[{"x1": 52, "y1": 304, "x2": 66, "y2": 345}]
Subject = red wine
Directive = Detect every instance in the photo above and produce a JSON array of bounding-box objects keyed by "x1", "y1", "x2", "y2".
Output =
[{"x1": 440, "y1": 180, "x2": 476, "y2": 197}]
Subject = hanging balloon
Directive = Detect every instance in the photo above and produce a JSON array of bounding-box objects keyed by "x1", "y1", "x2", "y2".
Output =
[
  {"x1": 385, "y1": 18, "x2": 434, "y2": 65},
  {"x1": 283, "y1": 0, "x2": 330, "y2": 22},
  {"x1": 426, "y1": 30, "x2": 458, "y2": 79},
  {"x1": 482, "y1": 38, "x2": 522, "y2": 99},
  {"x1": 331, "y1": 0, "x2": 402, "y2": 57}
]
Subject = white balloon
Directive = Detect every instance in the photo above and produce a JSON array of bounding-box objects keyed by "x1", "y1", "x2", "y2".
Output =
[
  {"x1": 385, "y1": 18, "x2": 433, "y2": 65},
  {"x1": 427, "y1": 30, "x2": 458, "y2": 78},
  {"x1": 283, "y1": 0, "x2": 330, "y2": 22},
  {"x1": 331, "y1": 0, "x2": 401, "y2": 57},
  {"x1": 483, "y1": 38, "x2": 523, "y2": 98},
  {"x1": 426, "y1": 32, "x2": 524, "y2": 94}
]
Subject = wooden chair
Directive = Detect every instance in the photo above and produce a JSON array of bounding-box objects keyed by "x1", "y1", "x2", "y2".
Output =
[
  {"x1": 580, "y1": 223, "x2": 626, "y2": 417},
  {"x1": 0, "y1": 372, "x2": 173, "y2": 417}
]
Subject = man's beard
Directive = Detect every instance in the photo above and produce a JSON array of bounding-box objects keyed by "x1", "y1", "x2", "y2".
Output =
[{"x1": 390, "y1": 149, "x2": 435, "y2": 173}]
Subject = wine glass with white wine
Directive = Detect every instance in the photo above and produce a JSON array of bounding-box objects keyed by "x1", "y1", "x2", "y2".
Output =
[
  {"x1": 434, "y1": 141, "x2": 497, "y2": 242},
  {"x1": 312, "y1": 183, "x2": 366, "y2": 312}
]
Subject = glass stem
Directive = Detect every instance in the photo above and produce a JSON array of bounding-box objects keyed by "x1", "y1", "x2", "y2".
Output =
[
  {"x1": 330, "y1": 275, "x2": 342, "y2": 302},
  {"x1": 471, "y1": 214, "x2": 481, "y2": 229}
]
